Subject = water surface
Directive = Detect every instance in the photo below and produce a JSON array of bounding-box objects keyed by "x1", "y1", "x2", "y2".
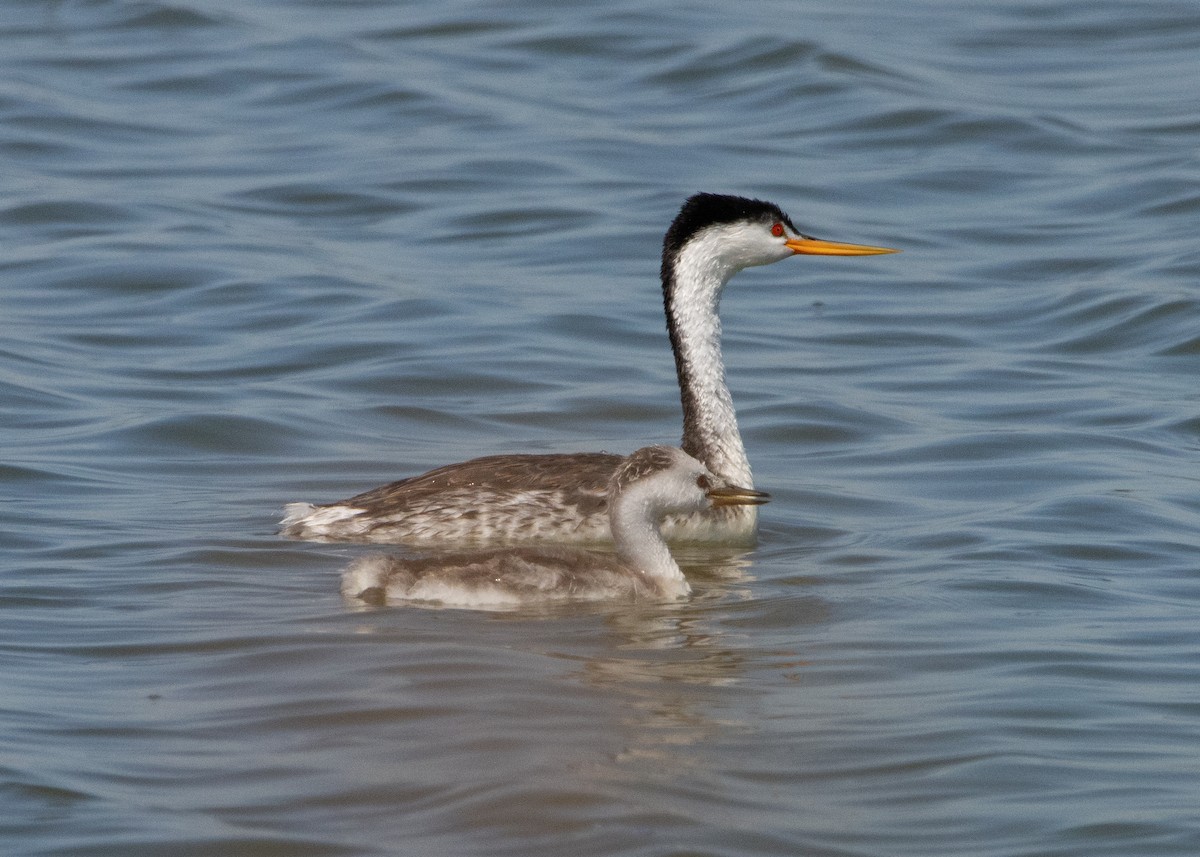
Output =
[{"x1": 3, "y1": 1, "x2": 1199, "y2": 855}]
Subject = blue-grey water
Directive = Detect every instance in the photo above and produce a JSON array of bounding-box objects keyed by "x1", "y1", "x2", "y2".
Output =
[{"x1": 3, "y1": 1, "x2": 1199, "y2": 855}]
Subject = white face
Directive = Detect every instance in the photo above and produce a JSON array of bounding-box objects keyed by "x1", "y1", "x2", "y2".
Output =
[
  {"x1": 648, "y1": 450, "x2": 721, "y2": 515},
  {"x1": 683, "y1": 217, "x2": 798, "y2": 273}
]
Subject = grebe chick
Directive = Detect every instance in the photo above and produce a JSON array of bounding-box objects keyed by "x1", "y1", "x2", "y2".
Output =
[
  {"x1": 282, "y1": 192, "x2": 894, "y2": 545},
  {"x1": 341, "y1": 446, "x2": 769, "y2": 608}
]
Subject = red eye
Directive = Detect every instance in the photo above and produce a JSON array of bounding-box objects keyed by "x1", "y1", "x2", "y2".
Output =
[{"x1": 770, "y1": 222, "x2": 785, "y2": 237}]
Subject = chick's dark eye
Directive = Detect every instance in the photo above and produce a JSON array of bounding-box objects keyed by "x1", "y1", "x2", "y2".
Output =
[
  {"x1": 770, "y1": 222, "x2": 785, "y2": 237},
  {"x1": 696, "y1": 475, "x2": 711, "y2": 490}
]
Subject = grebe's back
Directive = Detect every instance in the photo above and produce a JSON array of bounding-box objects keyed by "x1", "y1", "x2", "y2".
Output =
[{"x1": 283, "y1": 452, "x2": 621, "y2": 544}]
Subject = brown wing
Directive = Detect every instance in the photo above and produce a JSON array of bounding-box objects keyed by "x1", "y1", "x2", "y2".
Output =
[{"x1": 337, "y1": 452, "x2": 623, "y2": 516}]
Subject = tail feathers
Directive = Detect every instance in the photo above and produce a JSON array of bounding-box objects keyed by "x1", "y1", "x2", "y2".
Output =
[{"x1": 278, "y1": 502, "x2": 364, "y2": 539}]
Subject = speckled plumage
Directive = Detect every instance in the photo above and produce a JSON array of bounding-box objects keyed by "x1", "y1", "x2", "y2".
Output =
[
  {"x1": 283, "y1": 452, "x2": 620, "y2": 544},
  {"x1": 281, "y1": 193, "x2": 893, "y2": 546},
  {"x1": 339, "y1": 446, "x2": 769, "y2": 608}
]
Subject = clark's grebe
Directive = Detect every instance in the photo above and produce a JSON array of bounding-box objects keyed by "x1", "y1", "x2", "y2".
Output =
[
  {"x1": 281, "y1": 193, "x2": 895, "y2": 545},
  {"x1": 340, "y1": 446, "x2": 770, "y2": 607}
]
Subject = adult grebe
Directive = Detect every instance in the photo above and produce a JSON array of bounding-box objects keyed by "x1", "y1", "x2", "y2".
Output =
[
  {"x1": 281, "y1": 193, "x2": 895, "y2": 544},
  {"x1": 340, "y1": 446, "x2": 770, "y2": 607}
]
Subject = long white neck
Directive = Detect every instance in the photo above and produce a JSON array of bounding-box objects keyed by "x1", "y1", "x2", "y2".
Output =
[
  {"x1": 610, "y1": 487, "x2": 691, "y2": 597},
  {"x1": 664, "y1": 230, "x2": 753, "y2": 488}
]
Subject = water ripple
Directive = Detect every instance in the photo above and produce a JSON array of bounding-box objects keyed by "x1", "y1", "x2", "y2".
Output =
[{"x1": 4, "y1": 1, "x2": 1200, "y2": 855}]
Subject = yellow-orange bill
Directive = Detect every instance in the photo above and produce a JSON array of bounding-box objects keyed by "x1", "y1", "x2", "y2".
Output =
[{"x1": 785, "y1": 237, "x2": 899, "y2": 256}]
